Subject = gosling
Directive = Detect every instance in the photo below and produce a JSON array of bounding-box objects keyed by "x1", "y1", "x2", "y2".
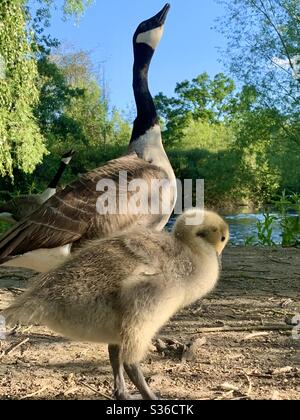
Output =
[{"x1": 2, "y1": 209, "x2": 229, "y2": 400}]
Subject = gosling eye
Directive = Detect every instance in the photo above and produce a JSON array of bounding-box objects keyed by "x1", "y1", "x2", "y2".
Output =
[
  {"x1": 221, "y1": 236, "x2": 226, "y2": 242},
  {"x1": 196, "y1": 231, "x2": 207, "y2": 238}
]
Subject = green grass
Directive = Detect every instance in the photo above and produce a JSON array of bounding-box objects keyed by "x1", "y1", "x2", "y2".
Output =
[{"x1": 0, "y1": 220, "x2": 11, "y2": 236}]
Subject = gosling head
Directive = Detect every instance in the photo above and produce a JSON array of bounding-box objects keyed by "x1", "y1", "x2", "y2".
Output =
[
  {"x1": 174, "y1": 209, "x2": 230, "y2": 256},
  {"x1": 133, "y1": 3, "x2": 171, "y2": 51}
]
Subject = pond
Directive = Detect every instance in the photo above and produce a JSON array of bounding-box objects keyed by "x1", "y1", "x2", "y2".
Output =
[
  {"x1": 167, "y1": 211, "x2": 299, "y2": 246},
  {"x1": 0, "y1": 211, "x2": 298, "y2": 247}
]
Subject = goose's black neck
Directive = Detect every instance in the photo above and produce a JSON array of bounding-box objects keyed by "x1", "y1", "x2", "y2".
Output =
[
  {"x1": 47, "y1": 162, "x2": 68, "y2": 189},
  {"x1": 130, "y1": 43, "x2": 159, "y2": 143},
  {"x1": 130, "y1": 4, "x2": 170, "y2": 144}
]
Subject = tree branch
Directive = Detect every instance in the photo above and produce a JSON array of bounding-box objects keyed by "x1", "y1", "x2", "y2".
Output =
[{"x1": 251, "y1": 0, "x2": 298, "y2": 83}]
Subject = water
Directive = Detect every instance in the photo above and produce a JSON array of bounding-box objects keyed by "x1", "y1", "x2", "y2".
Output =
[
  {"x1": 167, "y1": 211, "x2": 299, "y2": 246},
  {"x1": 0, "y1": 211, "x2": 298, "y2": 247}
]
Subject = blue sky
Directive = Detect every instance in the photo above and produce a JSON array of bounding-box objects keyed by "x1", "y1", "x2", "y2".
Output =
[{"x1": 46, "y1": 0, "x2": 227, "y2": 112}]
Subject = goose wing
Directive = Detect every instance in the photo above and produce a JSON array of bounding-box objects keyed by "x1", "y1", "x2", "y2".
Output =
[{"x1": 0, "y1": 154, "x2": 171, "y2": 259}]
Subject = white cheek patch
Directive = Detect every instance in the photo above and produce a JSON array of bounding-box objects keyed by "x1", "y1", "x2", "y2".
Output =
[
  {"x1": 61, "y1": 156, "x2": 72, "y2": 165},
  {"x1": 136, "y1": 26, "x2": 164, "y2": 49}
]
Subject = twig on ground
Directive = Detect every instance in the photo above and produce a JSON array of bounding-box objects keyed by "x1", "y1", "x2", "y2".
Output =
[
  {"x1": 20, "y1": 386, "x2": 47, "y2": 400},
  {"x1": 243, "y1": 332, "x2": 270, "y2": 341},
  {"x1": 189, "y1": 324, "x2": 292, "y2": 334},
  {"x1": 77, "y1": 381, "x2": 113, "y2": 400},
  {"x1": 243, "y1": 372, "x2": 253, "y2": 397},
  {"x1": 7, "y1": 325, "x2": 33, "y2": 337},
  {"x1": 64, "y1": 386, "x2": 80, "y2": 396},
  {"x1": 0, "y1": 337, "x2": 29, "y2": 359}
]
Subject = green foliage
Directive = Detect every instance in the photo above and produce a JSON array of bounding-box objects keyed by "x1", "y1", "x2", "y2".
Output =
[
  {"x1": 232, "y1": 108, "x2": 282, "y2": 203},
  {"x1": 44, "y1": 50, "x2": 131, "y2": 160},
  {"x1": 245, "y1": 191, "x2": 300, "y2": 247},
  {"x1": 155, "y1": 72, "x2": 236, "y2": 145},
  {"x1": 0, "y1": 47, "x2": 131, "y2": 195},
  {"x1": 166, "y1": 120, "x2": 243, "y2": 207},
  {"x1": 272, "y1": 190, "x2": 300, "y2": 214},
  {"x1": 157, "y1": 70, "x2": 300, "y2": 208},
  {"x1": 35, "y1": 56, "x2": 82, "y2": 132},
  {"x1": 62, "y1": 0, "x2": 94, "y2": 19},
  {"x1": 0, "y1": 220, "x2": 10, "y2": 236},
  {"x1": 155, "y1": 73, "x2": 300, "y2": 208},
  {"x1": 280, "y1": 216, "x2": 300, "y2": 247},
  {"x1": 272, "y1": 190, "x2": 300, "y2": 246},
  {"x1": 256, "y1": 213, "x2": 277, "y2": 246},
  {"x1": 51, "y1": 51, "x2": 108, "y2": 148},
  {"x1": 217, "y1": 0, "x2": 300, "y2": 137},
  {"x1": 156, "y1": 73, "x2": 244, "y2": 208},
  {"x1": 1, "y1": 0, "x2": 299, "y2": 221},
  {"x1": 34, "y1": 0, "x2": 94, "y2": 20},
  {"x1": 217, "y1": 0, "x2": 300, "y2": 204},
  {"x1": 244, "y1": 235, "x2": 256, "y2": 246},
  {"x1": 0, "y1": 0, "x2": 47, "y2": 177},
  {"x1": 0, "y1": 0, "x2": 95, "y2": 180}
]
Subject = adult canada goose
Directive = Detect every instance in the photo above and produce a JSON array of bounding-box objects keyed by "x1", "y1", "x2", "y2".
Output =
[
  {"x1": 0, "y1": 4, "x2": 176, "y2": 271},
  {"x1": 0, "y1": 150, "x2": 75, "y2": 224},
  {"x1": 2, "y1": 209, "x2": 230, "y2": 400}
]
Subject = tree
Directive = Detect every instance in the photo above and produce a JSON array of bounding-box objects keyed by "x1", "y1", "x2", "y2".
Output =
[
  {"x1": 0, "y1": 0, "x2": 95, "y2": 178},
  {"x1": 0, "y1": 0, "x2": 46, "y2": 177},
  {"x1": 155, "y1": 72, "x2": 238, "y2": 144},
  {"x1": 31, "y1": 0, "x2": 94, "y2": 20},
  {"x1": 0, "y1": 47, "x2": 131, "y2": 194},
  {"x1": 154, "y1": 70, "x2": 300, "y2": 206},
  {"x1": 35, "y1": 56, "x2": 82, "y2": 133},
  {"x1": 47, "y1": 50, "x2": 117, "y2": 149},
  {"x1": 35, "y1": 49, "x2": 131, "y2": 179},
  {"x1": 217, "y1": 0, "x2": 300, "y2": 122}
]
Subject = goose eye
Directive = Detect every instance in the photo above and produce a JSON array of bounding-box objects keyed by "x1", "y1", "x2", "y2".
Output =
[{"x1": 221, "y1": 236, "x2": 226, "y2": 242}]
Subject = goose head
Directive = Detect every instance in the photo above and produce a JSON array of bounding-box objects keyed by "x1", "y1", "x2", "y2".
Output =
[
  {"x1": 133, "y1": 3, "x2": 170, "y2": 52},
  {"x1": 46, "y1": 150, "x2": 76, "y2": 192},
  {"x1": 61, "y1": 149, "x2": 76, "y2": 166}
]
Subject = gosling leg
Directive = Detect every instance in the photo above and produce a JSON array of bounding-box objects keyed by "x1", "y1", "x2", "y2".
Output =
[
  {"x1": 124, "y1": 363, "x2": 157, "y2": 400},
  {"x1": 108, "y1": 344, "x2": 131, "y2": 400}
]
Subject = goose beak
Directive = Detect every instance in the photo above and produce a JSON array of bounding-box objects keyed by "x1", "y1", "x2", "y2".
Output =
[
  {"x1": 156, "y1": 3, "x2": 171, "y2": 26},
  {"x1": 63, "y1": 149, "x2": 76, "y2": 158}
]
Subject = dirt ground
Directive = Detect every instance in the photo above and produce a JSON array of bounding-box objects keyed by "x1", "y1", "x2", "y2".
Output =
[{"x1": 0, "y1": 246, "x2": 299, "y2": 400}]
